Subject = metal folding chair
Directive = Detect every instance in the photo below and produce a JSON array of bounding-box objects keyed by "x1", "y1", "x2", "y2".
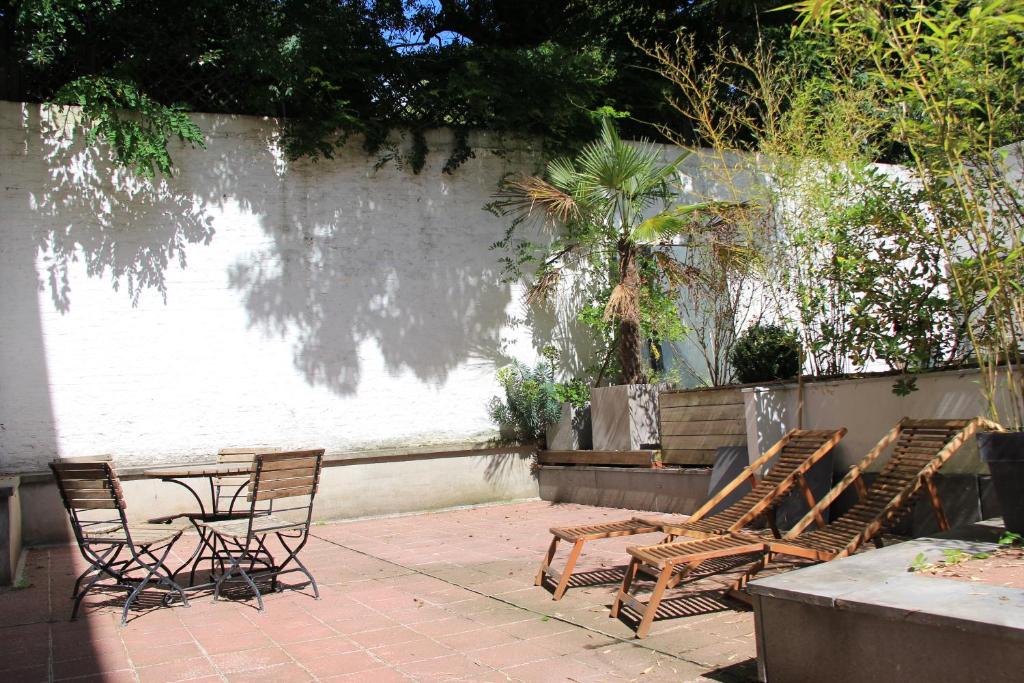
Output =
[
  {"x1": 50, "y1": 458, "x2": 190, "y2": 624},
  {"x1": 198, "y1": 449, "x2": 325, "y2": 610},
  {"x1": 176, "y1": 447, "x2": 282, "y2": 584}
]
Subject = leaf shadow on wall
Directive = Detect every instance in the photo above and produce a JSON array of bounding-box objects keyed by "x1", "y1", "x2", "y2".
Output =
[
  {"x1": 227, "y1": 151, "x2": 517, "y2": 396},
  {"x1": 24, "y1": 107, "x2": 217, "y2": 313}
]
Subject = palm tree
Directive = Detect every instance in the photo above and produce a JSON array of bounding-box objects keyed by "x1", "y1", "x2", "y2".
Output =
[{"x1": 493, "y1": 118, "x2": 733, "y2": 385}]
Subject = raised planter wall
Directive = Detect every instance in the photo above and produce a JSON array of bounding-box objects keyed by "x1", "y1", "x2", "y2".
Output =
[
  {"x1": 538, "y1": 466, "x2": 711, "y2": 514},
  {"x1": 742, "y1": 368, "x2": 1020, "y2": 475}
]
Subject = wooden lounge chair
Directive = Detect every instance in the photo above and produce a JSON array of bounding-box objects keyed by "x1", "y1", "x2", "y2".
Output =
[
  {"x1": 536, "y1": 428, "x2": 846, "y2": 599},
  {"x1": 198, "y1": 449, "x2": 325, "y2": 611},
  {"x1": 50, "y1": 458, "x2": 190, "y2": 624},
  {"x1": 612, "y1": 417, "x2": 1000, "y2": 638}
]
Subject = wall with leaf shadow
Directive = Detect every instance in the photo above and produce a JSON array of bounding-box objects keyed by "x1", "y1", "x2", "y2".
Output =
[{"x1": 0, "y1": 101, "x2": 568, "y2": 473}]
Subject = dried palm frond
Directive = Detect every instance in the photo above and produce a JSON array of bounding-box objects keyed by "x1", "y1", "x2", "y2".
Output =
[
  {"x1": 525, "y1": 268, "x2": 562, "y2": 306},
  {"x1": 499, "y1": 174, "x2": 579, "y2": 226},
  {"x1": 604, "y1": 281, "x2": 640, "y2": 322}
]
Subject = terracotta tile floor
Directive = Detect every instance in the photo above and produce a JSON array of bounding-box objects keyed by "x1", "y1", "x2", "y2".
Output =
[{"x1": 0, "y1": 501, "x2": 760, "y2": 682}]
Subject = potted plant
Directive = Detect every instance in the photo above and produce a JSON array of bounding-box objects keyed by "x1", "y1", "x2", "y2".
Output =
[
  {"x1": 486, "y1": 358, "x2": 562, "y2": 450},
  {"x1": 489, "y1": 118, "x2": 740, "y2": 450}
]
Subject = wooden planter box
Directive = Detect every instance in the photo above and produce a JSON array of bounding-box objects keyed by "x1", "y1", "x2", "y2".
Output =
[{"x1": 659, "y1": 387, "x2": 747, "y2": 465}]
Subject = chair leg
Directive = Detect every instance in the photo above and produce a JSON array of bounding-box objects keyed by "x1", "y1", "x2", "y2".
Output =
[
  {"x1": 535, "y1": 536, "x2": 559, "y2": 586},
  {"x1": 72, "y1": 544, "x2": 133, "y2": 621},
  {"x1": 552, "y1": 540, "x2": 585, "y2": 600},
  {"x1": 139, "y1": 544, "x2": 190, "y2": 608},
  {"x1": 72, "y1": 545, "x2": 121, "y2": 598},
  {"x1": 213, "y1": 547, "x2": 265, "y2": 612},
  {"x1": 276, "y1": 532, "x2": 318, "y2": 599},
  {"x1": 610, "y1": 557, "x2": 641, "y2": 619},
  {"x1": 121, "y1": 541, "x2": 178, "y2": 625},
  {"x1": 635, "y1": 565, "x2": 674, "y2": 639},
  {"x1": 729, "y1": 551, "x2": 772, "y2": 593}
]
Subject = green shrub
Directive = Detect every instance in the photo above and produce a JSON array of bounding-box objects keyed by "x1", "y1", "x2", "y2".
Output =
[
  {"x1": 730, "y1": 324, "x2": 801, "y2": 384},
  {"x1": 487, "y1": 360, "x2": 562, "y2": 444},
  {"x1": 553, "y1": 378, "x2": 591, "y2": 409}
]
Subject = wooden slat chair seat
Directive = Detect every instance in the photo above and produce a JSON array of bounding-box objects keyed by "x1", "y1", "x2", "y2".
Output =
[
  {"x1": 536, "y1": 428, "x2": 846, "y2": 599},
  {"x1": 83, "y1": 523, "x2": 186, "y2": 544},
  {"x1": 50, "y1": 458, "x2": 190, "y2": 624},
  {"x1": 612, "y1": 417, "x2": 1001, "y2": 638},
  {"x1": 197, "y1": 449, "x2": 325, "y2": 611},
  {"x1": 198, "y1": 515, "x2": 307, "y2": 538}
]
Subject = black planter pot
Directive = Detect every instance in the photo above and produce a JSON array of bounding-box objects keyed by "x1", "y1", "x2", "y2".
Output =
[{"x1": 977, "y1": 430, "x2": 1024, "y2": 534}]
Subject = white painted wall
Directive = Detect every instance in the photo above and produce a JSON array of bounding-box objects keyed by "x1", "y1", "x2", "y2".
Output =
[{"x1": 0, "y1": 101, "x2": 554, "y2": 473}]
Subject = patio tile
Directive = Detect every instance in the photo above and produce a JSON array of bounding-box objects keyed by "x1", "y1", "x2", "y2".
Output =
[
  {"x1": 136, "y1": 656, "x2": 218, "y2": 683},
  {"x1": 254, "y1": 617, "x2": 337, "y2": 644},
  {"x1": 349, "y1": 625, "x2": 423, "y2": 648},
  {"x1": 3, "y1": 664, "x2": 49, "y2": 683},
  {"x1": 190, "y1": 627, "x2": 276, "y2": 655},
  {"x1": 435, "y1": 624, "x2": 521, "y2": 651},
  {"x1": 299, "y1": 649, "x2": 383, "y2": 677},
  {"x1": 398, "y1": 653, "x2": 507, "y2": 682},
  {"x1": 502, "y1": 654, "x2": 606, "y2": 682},
  {"x1": 470, "y1": 639, "x2": 559, "y2": 669},
  {"x1": 369, "y1": 637, "x2": 456, "y2": 665},
  {"x1": 52, "y1": 648, "x2": 132, "y2": 680},
  {"x1": 224, "y1": 662, "x2": 314, "y2": 682},
  {"x1": 320, "y1": 666, "x2": 411, "y2": 682},
  {"x1": 325, "y1": 613, "x2": 398, "y2": 634},
  {"x1": 58, "y1": 672, "x2": 140, "y2": 683},
  {"x1": 210, "y1": 645, "x2": 292, "y2": 673},
  {"x1": 408, "y1": 615, "x2": 482, "y2": 637},
  {"x1": 281, "y1": 634, "x2": 361, "y2": 662},
  {"x1": 127, "y1": 641, "x2": 205, "y2": 668}
]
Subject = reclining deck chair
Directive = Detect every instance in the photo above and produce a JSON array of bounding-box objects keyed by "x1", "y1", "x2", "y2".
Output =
[
  {"x1": 537, "y1": 428, "x2": 846, "y2": 599},
  {"x1": 198, "y1": 449, "x2": 324, "y2": 611},
  {"x1": 612, "y1": 417, "x2": 999, "y2": 638},
  {"x1": 51, "y1": 458, "x2": 190, "y2": 624}
]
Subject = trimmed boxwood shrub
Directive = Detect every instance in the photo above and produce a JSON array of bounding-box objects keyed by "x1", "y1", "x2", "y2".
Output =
[{"x1": 730, "y1": 324, "x2": 801, "y2": 384}]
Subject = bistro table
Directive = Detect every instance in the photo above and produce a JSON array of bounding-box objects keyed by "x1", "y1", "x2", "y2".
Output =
[
  {"x1": 143, "y1": 463, "x2": 257, "y2": 586},
  {"x1": 143, "y1": 463, "x2": 254, "y2": 518}
]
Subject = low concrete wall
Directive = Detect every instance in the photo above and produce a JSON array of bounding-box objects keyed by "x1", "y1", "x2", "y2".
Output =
[
  {"x1": 743, "y1": 368, "x2": 1017, "y2": 475},
  {"x1": 19, "y1": 447, "x2": 539, "y2": 545},
  {"x1": 538, "y1": 466, "x2": 711, "y2": 514}
]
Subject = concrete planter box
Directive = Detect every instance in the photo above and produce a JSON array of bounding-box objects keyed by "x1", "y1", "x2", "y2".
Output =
[
  {"x1": 545, "y1": 403, "x2": 592, "y2": 451},
  {"x1": 749, "y1": 520, "x2": 1024, "y2": 682},
  {"x1": 0, "y1": 476, "x2": 22, "y2": 585},
  {"x1": 539, "y1": 465, "x2": 710, "y2": 514},
  {"x1": 591, "y1": 384, "x2": 665, "y2": 451}
]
